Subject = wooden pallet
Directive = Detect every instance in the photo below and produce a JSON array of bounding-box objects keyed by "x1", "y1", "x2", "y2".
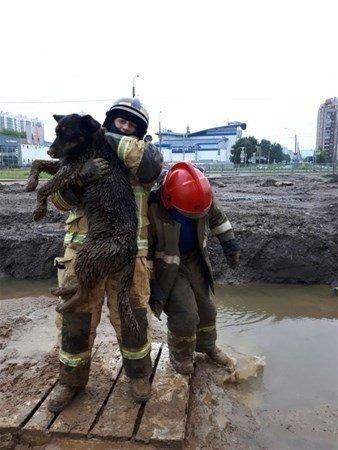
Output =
[{"x1": 0, "y1": 342, "x2": 190, "y2": 447}]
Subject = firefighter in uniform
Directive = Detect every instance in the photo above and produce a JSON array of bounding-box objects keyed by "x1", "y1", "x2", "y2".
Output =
[
  {"x1": 148, "y1": 162, "x2": 240, "y2": 374},
  {"x1": 47, "y1": 98, "x2": 162, "y2": 412}
]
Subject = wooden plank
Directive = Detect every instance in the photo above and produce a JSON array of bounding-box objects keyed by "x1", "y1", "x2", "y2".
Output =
[
  {"x1": 136, "y1": 345, "x2": 190, "y2": 445},
  {"x1": 0, "y1": 357, "x2": 58, "y2": 433},
  {"x1": 21, "y1": 387, "x2": 57, "y2": 437},
  {"x1": 90, "y1": 343, "x2": 162, "y2": 441},
  {"x1": 50, "y1": 346, "x2": 122, "y2": 438},
  {"x1": 22, "y1": 341, "x2": 120, "y2": 439}
]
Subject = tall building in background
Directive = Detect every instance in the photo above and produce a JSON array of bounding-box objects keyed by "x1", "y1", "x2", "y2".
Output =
[
  {"x1": 0, "y1": 112, "x2": 45, "y2": 145},
  {"x1": 316, "y1": 98, "x2": 338, "y2": 162}
]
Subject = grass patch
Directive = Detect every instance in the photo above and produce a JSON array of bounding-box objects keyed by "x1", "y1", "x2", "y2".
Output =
[{"x1": 0, "y1": 168, "x2": 51, "y2": 180}]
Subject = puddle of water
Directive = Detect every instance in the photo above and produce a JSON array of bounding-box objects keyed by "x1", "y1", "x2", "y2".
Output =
[
  {"x1": 1, "y1": 278, "x2": 337, "y2": 416},
  {"x1": 214, "y1": 284, "x2": 338, "y2": 411},
  {"x1": 0, "y1": 277, "x2": 56, "y2": 300}
]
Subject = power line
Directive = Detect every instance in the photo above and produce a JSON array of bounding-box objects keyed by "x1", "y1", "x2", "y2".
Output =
[{"x1": 0, "y1": 98, "x2": 113, "y2": 104}]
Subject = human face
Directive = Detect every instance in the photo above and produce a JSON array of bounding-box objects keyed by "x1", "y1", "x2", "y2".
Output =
[{"x1": 114, "y1": 117, "x2": 137, "y2": 136}]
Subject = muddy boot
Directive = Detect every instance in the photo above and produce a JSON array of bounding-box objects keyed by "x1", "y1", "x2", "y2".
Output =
[
  {"x1": 169, "y1": 354, "x2": 194, "y2": 375},
  {"x1": 129, "y1": 376, "x2": 151, "y2": 403},
  {"x1": 47, "y1": 384, "x2": 84, "y2": 412},
  {"x1": 205, "y1": 346, "x2": 237, "y2": 372}
]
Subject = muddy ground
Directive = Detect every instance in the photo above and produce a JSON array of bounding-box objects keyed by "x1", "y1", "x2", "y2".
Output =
[
  {"x1": 1, "y1": 296, "x2": 336, "y2": 449},
  {"x1": 0, "y1": 173, "x2": 337, "y2": 284}
]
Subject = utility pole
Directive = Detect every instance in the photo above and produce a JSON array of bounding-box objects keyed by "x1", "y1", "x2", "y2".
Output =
[{"x1": 132, "y1": 74, "x2": 140, "y2": 98}]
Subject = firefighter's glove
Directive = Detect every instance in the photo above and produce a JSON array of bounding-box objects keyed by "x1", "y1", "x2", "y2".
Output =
[
  {"x1": 222, "y1": 239, "x2": 240, "y2": 269},
  {"x1": 149, "y1": 279, "x2": 166, "y2": 320},
  {"x1": 79, "y1": 158, "x2": 110, "y2": 185}
]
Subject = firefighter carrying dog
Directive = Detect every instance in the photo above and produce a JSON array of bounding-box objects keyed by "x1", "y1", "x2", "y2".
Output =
[{"x1": 48, "y1": 98, "x2": 162, "y2": 412}]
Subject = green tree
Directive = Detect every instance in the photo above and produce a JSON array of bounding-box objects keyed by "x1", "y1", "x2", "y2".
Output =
[
  {"x1": 260, "y1": 139, "x2": 272, "y2": 163},
  {"x1": 0, "y1": 128, "x2": 26, "y2": 139},
  {"x1": 315, "y1": 147, "x2": 327, "y2": 163},
  {"x1": 231, "y1": 136, "x2": 258, "y2": 163},
  {"x1": 270, "y1": 143, "x2": 285, "y2": 163}
]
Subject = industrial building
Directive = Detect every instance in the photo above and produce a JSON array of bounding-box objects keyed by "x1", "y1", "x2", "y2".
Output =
[
  {"x1": 20, "y1": 143, "x2": 53, "y2": 166},
  {"x1": 0, "y1": 135, "x2": 52, "y2": 168},
  {"x1": 0, "y1": 135, "x2": 21, "y2": 167},
  {"x1": 155, "y1": 122, "x2": 246, "y2": 162}
]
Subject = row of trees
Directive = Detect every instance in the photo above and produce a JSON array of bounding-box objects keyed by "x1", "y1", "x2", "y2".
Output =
[
  {"x1": 0, "y1": 128, "x2": 26, "y2": 139},
  {"x1": 231, "y1": 136, "x2": 290, "y2": 164}
]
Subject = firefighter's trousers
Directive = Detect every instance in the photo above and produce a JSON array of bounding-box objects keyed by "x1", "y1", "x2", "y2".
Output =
[
  {"x1": 55, "y1": 245, "x2": 152, "y2": 386},
  {"x1": 164, "y1": 250, "x2": 217, "y2": 362}
]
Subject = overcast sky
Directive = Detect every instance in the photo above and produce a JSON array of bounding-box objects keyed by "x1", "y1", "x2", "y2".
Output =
[{"x1": 1, "y1": 0, "x2": 337, "y2": 151}]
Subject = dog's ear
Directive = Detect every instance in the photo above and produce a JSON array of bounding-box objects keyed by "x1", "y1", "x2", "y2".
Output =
[
  {"x1": 81, "y1": 115, "x2": 101, "y2": 134},
  {"x1": 53, "y1": 114, "x2": 65, "y2": 123}
]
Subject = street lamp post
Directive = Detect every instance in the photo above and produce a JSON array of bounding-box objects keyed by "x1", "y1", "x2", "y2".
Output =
[{"x1": 132, "y1": 74, "x2": 140, "y2": 98}]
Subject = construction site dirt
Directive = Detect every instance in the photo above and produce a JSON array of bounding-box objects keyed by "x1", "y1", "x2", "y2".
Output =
[
  {"x1": 0, "y1": 173, "x2": 337, "y2": 284},
  {"x1": 0, "y1": 173, "x2": 337, "y2": 449}
]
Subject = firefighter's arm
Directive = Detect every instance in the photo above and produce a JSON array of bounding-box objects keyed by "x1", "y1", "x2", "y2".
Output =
[
  {"x1": 105, "y1": 133, "x2": 163, "y2": 184},
  {"x1": 208, "y1": 196, "x2": 240, "y2": 268},
  {"x1": 50, "y1": 159, "x2": 110, "y2": 212},
  {"x1": 147, "y1": 201, "x2": 167, "y2": 320}
]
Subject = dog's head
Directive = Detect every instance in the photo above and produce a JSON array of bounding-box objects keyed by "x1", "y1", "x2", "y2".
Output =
[{"x1": 48, "y1": 114, "x2": 101, "y2": 159}]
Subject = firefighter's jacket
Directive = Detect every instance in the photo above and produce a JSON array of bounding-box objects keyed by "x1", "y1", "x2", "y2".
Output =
[
  {"x1": 148, "y1": 187, "x2": 235, "y2": 300},
  {"x1": 50, "y1": 135, "x2": 163, "y2": 256}
]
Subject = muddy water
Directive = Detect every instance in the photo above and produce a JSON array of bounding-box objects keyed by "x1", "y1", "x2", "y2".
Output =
[
  {"x1": 1, "y1": 280, "x2": 337, "y2": 448},
  {"x1": 0, "y1": 277, "x2": 56, "y2": 300},
  {"x1": 214, "y1": 284, "x2": 338, "y2": 412}
]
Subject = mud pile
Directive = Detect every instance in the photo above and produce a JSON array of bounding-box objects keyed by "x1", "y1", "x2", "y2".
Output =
[
  {"x1": 208, "y1": 173, "x2": 337, "y2": 284},
  {"x1": 0, "y1": 174, "x2": 337, "y2": 284},
  {"x1": 0, "y1": 183, "x2": 65, "y2": 279}
]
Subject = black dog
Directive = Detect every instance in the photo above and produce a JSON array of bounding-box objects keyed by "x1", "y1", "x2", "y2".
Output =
[{"x1": 32, "y1": 114, "x2": 139, "y2": 336}]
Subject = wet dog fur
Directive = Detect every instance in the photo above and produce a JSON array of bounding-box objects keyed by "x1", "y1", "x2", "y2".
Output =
[{"x1": 30, "y1": 114, "x2": 139, "y2": 337}]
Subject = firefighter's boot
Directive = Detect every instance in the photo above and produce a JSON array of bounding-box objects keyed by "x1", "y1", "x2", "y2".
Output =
[
  {"x1": 129, "y1": 376, "x2": 151, "y2": 402},
  {"x1": 205, "y1": 346, "x2": 237, "y2": 372},
  {"x1": 47, "y1": 384, "x2": 84, "y2": 413},
  {"x1": 169, "y1": 354, "x2": 194, "y2": 375}
]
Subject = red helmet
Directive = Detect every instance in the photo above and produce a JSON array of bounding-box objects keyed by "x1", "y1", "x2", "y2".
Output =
[{"x1": 161, "y1": 162, "x2": 212, "y2": 217}]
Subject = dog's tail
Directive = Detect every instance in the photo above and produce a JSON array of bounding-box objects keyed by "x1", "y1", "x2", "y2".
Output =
[{"x1": 117, "y1": 259, "x2": 141, "y2": 340}]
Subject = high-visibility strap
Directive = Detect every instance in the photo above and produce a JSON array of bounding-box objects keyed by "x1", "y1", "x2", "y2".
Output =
[
  {"x1": 155, "y1": 251, "x2": 180, "y2": 266},
  {"x1": 51, "y1": 191, "x2": 73, "y2": 212},
  {"x1": 117, "y1": 137, "x2": 130, "y2": 163},
  {"x1": 197, "y1": 324, "x2": 216, "y2": 333},
  {"x1": 138, "y1": 238, "x2": 148, "y2": 251},
  {"x1": 121, "y1": 341, "x2": 151, "y2": 360},
  {"x1": 132, "y1": 185, "x2": 149, "y2": 252},
  {"x1": 211, "y1": 220, "x2": 232, "y2": 236},
  {"x1": 64, "y1": 232, "x2": 86, "y2": 246},
  {"x1": 168, "y1": 330, "x2": 196, "y2": 343},
  {"x1": 59, "y1": 349, "x2": 91, "y2": 367}
]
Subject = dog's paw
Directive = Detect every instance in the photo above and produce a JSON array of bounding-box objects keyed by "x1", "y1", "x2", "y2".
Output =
[
  {"x1": 51, "y1": 285, "x2": 77, "y2": 297},
  {"x1": 55, "y1": 295, "x2": 81, "y2": 313},
  {"x1": 33, "y1": 207, "x2": 47, "y2": 221},
  {"x1": 26, "y1": 178, "x2": 38, "y2": 192}
]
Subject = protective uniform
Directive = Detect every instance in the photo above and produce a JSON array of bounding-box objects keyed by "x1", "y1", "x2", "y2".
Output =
[
  {"x1": 50, "y1": 100, "x2": 162, "y2": 395},
  {"x1": 148, "y1": 162, "x2": 239, "y2": 371}
]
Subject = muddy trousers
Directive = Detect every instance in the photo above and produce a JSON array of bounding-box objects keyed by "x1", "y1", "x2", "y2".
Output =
[
  {"x1": 55, "y1": 246, "x2": 152, "y2": 386},
  {"x1": 164, "y1": 251, "x2": 217, "y2": 362}
]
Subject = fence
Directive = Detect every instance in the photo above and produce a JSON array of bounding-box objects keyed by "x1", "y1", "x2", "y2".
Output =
[{"x1": 199, "y1": 163, "x2": 336, "y2": 175}]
